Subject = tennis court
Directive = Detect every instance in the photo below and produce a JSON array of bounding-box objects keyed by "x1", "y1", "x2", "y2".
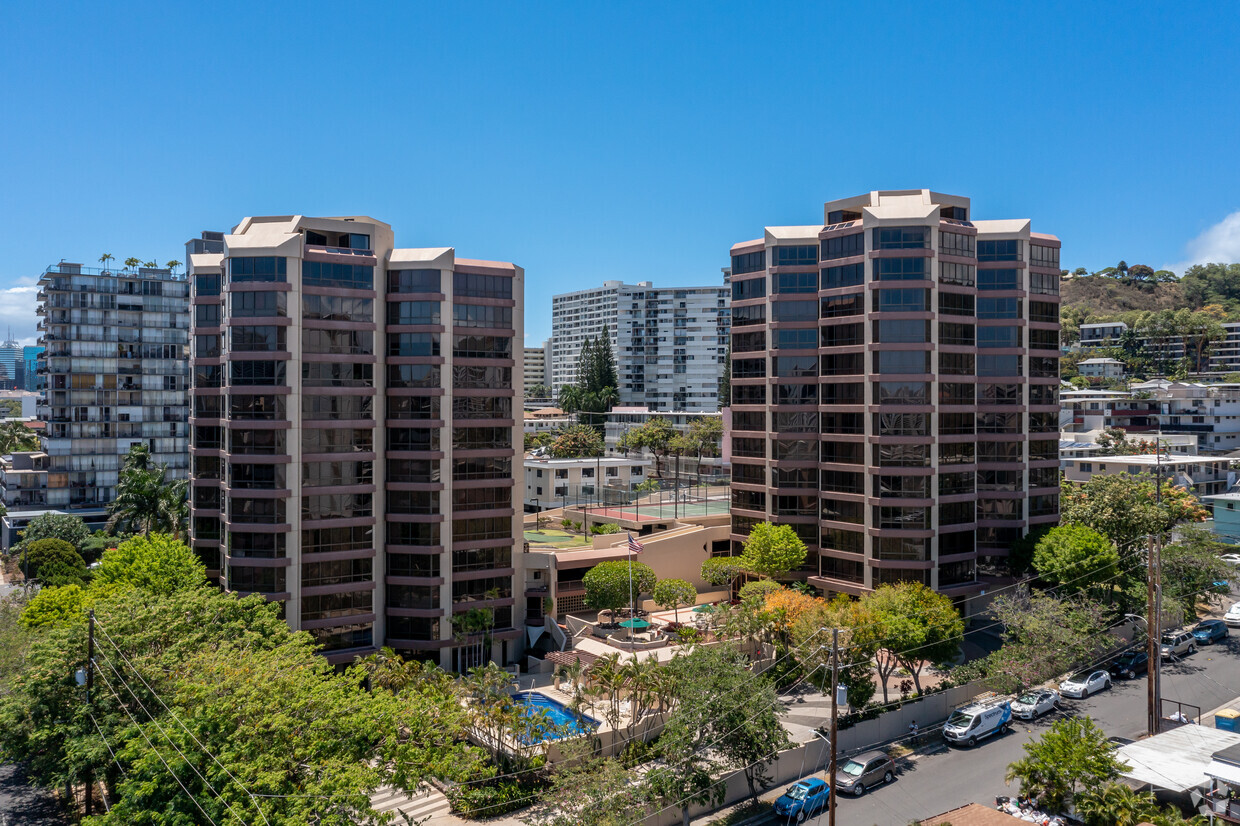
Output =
[{"x1": 580, "y1": 498, "x2": 729, "y2": 522}]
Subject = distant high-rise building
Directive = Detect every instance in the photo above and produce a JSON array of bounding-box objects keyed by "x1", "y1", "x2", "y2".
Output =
[
  {"x1": 551, "y1": 280, "x2": 730, "y2": 412},
  {"x1": 16, "y1": 345, "x2": 45, "y2": 392},
  {"x1": 727, "y1": 189, "x2": 1061, "y2": 610},
  {"x1": 0, "y1": 333, "x2": 21, "y2": 390},
  {"x1": 36, "y1": 261, "x2": 191, "y2": 508},
  {"x1": 523, "y1": 343, "x2": 548, "y2": 395},
  {"x1": 187, "y1": 215, "x2": 524, "y2": 668}
]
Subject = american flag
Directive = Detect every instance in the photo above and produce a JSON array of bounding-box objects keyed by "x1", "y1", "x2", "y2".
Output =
[{"x1": 627, "y1": 533, "x2": 644, "y2": 554}]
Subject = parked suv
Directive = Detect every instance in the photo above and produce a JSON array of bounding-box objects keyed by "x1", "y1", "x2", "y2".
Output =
[
  {"x1": 834, "y1": 750, "x2": 896, "y2": 796},
  {"x1": 1160, "y1": 630, "x2": 1196, "y2": 659},
  {"x1": 1109, "y1": 649, "x2": 1149, "y2": 680},
  {"x1": 1192, "y1": 619, "x2": 1229, "y2": 645}
]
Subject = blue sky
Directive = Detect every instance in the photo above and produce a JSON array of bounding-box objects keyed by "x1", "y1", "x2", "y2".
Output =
[{"x1": 2, "y1": 1, "x2": 1239, "y2": 346}]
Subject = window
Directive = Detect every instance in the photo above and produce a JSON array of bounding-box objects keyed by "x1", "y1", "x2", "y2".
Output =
[
  {"x1": 775, "y1": 329, "x2": 817, "y2": 349},
  {"x1": 387, "y1": 269, "x2": 441, "y2": 293},
  {"x1": 872, "y1": 227, "x2": 930, "y2": 250},
  {"x1": 977, "y1": 326, "x2": 1021, "y2": 348},
  {"x1": 453, "y1": 364, "x2": 511, "y2": 389},
  {"x1": 1030, "y1": 329, "x2": 1059, "y2": 350},
  {"x1": 732, "y1": 331, "x2": 766, "y2": 352},
  {"x1": 303, "y1": 428, "x2": 374, "y2": 454},
  {"x1": 773, "y1": 246, "x2": 818, "y2": 266},
  {"x1": 387, "y1": 364, "x2": 440, "y2": 388},
  {"x1": 1030, "y1": 411, "x2": 1057, "y2": 432},
  {"x1": 1030, "y1": 245, "x2": 1059, "y2": 268},
  {"x1": 977, "y1": 297, "x2": 1021, "y2": 319},
  {"x1": 978, "y1": 383, "x2": 1022, "y2": 404},
  {"x1": 821, "y1": 323, "x2": 863, "y2": 347},
  {"x1": 389, "y1": 458, "x2": 441, "y2": 482},
  {"x1": 773, "y1": 300, "x2": 817, "y2": 321},
  {"x1": 977, "y1": 269, "x2": 1020, "y2": 291},
  {"x1": 874, "y1": 506, "x2": 929, "y2": 529},
  {"x1": 229, "y1": 394, "x2": 285, "y2": 420},
  {"x1": 939, "y1": 501, "x2": 975, "y2": 526},
  {"x1": 232, "y1": 291, "x2": 288, "y2": 317},
  {"x1": 821, "y1": 441, "x2": 864, "y2": 464},
  {"x1": 304, "y1": 460, "x2": 374, "y2": 486},
  {"x1": 229, "y1": 360, "x2": 285, "y2": 386},
  {"x1": 452, "y1": 304, "x2": 512, "y2": 329},
  {"x1": 774, "y1": 271, "x2": 818, "y2": 293},
  {"x1": 732, "y1": 411, "x2": 765, "y2": 431},
  {"x1": 939, "y1": 471, "x2": 975, "y2": 495},
  {"x1": 873, "y1": 258, "x2": 929, "y2": 281},
  {"x1": 939, "y1": 412, "x2": 975, "y2": 435},
  {"x1": 977, "y1": 239, "x2": 1022, "y2": 262},
  {"x1": 732, "y1": 358, "x2": 766, "y2": 378},
  {"x1": 1030, "y1": 272, "x2": 1060, "y2": 295},
  {"x1": 978, "y1": 442, "x2": 1023, "y2": 462},
  {"x1": 451, "y1": 396, "x2": 510, "y2": 419},
  {"x1": 732, "y1": 276, "x2": 765, "y2": 300},
  {"x1": 875, "y1": 350, "x2": 930, "y2": 374},
  {"x1": 303, "y1": 260, "x2": 373, "y2": 289},
  {"x1": 821, "y1": 382, "x2": 864, "y2": 405},
  {"x1": 820, "y1": 412, "x2": 863, "y2": 433},
  {"x1": 453, "y1": 426, "x2": 511, "y2": 451},
  {"x1": 388, "y1": 333, "x2": 440, "y2": 357},
  {"x1": 872, "y1": 443, "x2": 930, "y2": 467},
  {"x1": 822, "y1": 499, "x2": 864, "y2": 524},
  {"x1": 822, "y1": 528, "x2": 864, "y2": 554},
  {"x1": 195, "y1": 334, "x2": 221, "y2": 358},
  {"x1": 195, "y1": 273, "x2": 221, "y2": 296},
  {"x1": 1030, "y1": 301, "x2": 1059, "y2": 323},
  {"x1": 939, "y1": 293, "x2": 975, "y2": 317},
  {"x1": 303, "y1": 362, "x2": 372, "y2": 387},
  {"x1": 732, "y1": 384, "x2": 766, "y2": 405},
  {"x1": 821, "y1": 233, "x2": 864, "y2": 260},
  {"x1": 731, "y1": 251, "x2": 766, "y2": 275},
  {"x1": 821, "y1": 353, "x2": 863, "y2": 376},
  {"x1": 977, "y1": 355, "x2": 1022, "y2": 376},
  {"x1": 774, "y1": 384, "x2": 818, "y2": 404},
  {"x1": 822, "y1": 264, "x2": 864, "y2": 289},
  {"x1": 821, "y1": 294, "x2": 864, "y2": 317},
  {"x1": 875, "y1": 320, "x2": 929, "y2": 343},
  {"x1": 229, "y1": 257, "x2": 287, "y2": 283},
  {"x1": 875, "y1": 288, "x2": 929, "y2": 313},
  {"x1": 303, "y1": 295, "x2": 372, "y2": 321},
  {"x1": 732, "y1": 437, "x2": 765, "y2": 458},
  {"x1": 873, "y1": 381, "x2": 929, "y2": 404},
  {"x1": 303, "y1": 329, "x2": 373, "y2": 355},
  {"x1": 1030, "y1": 357, "x2": 1059, "y2": 378},
  {"x1": 1029, "y1": 439, "x2": 1058, "y2": 460},
  {"x1": 388, "y1": 301, "x2": 441, "y2": 326},
  {"x1": 1030, "y1": 466, "x2": 1058, "y2": 488},
  {"x1": 195, "y1": 304, "x2": 221, "y2": 326},
  {"x1": 303, "y1": 395, "x2": 373, "y2": 420},
  {"x1": 821, "y1": 470, "x2": 864, "y2": 494},
  {"x1": 875, "y1": 412, "x2": 927, "y2": 436},
  {"x1": 940, "y1": 232, "x2": 975, "y2": 258},
  {"x1": 876, "y1": 537, "x2": 928, "y2": 560},
  {"x1": 978, "y1": 412, "x2": 1021, "y2": 433},
  {"x1": 1030, "y1": 494, "x2": 1058, "y2": 516},
  {"x1": 940, "y1": 382, "x2": 975, "y2": 405},
  {"x1": 977, "y1": 469, "x2": 1021, "y2": 490},
  {"x1": 875, "y1": 474, "x2": 930, "y2": 498},
  {"x1": 195, "y1": 364, "x2": 222, "y2": 388},
  {"x1": 938, "y1": 262, "x2": 976, "y2": 287},
  {"x1": 231, "y1": 326, "x2": 285, "y2": 352},
  {"x1": 453, "y1": 272, "x2": 512, "y2": 299},
  {"x1": 774, "y1": 355, "x2": 818, "y2": 377},
  {"x1": 939, "y1": 442, "x2": 975, "y2": 465}
]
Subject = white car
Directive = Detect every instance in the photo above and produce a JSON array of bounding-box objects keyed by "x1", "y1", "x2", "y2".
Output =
[
  {"x1": 1225, "y1": 601, "x2": 1240, "y2": 628},
  {"x1": 1059, "y1": 669, "x2": 1111, "y2": 699},
  {"x1": 1220, "y1": 553, "x2": 1240, "y2": 567},
  {"x1": 1011, "y1": 689, "x2": 1061, "y2": 720}
]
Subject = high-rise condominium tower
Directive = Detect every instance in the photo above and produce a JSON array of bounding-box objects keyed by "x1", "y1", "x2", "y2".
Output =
[
  {"x1": 37, "y1": 262, "x2": 190, "y2": 508},
  {"x1": 188, "y1": 216, "x2": 524, "y2": 668},
  {"x1": 728, "y1": 190, "x2": 1061, "y2": 610},
  {"x1": 551, "y1": 281, "x2": 730, "y2": 411}
]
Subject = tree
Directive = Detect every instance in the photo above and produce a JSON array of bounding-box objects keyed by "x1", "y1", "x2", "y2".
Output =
[
  {"x1": 700, "y1": 556, "x2": 745, "y2": 589},
  {"x1": 982, "y1": 587, "x2": 1110, "y2": 693},
  {"x1": 686, "y1": 416, "x2": 723, "y2": 483},
  {"x1": 853, "y1": 583, "x2": 963, "y2": 700},
  {"x1": 107, "y1": 443, "x2": 188, "y2": 537},
  {"x1": 23, "y1": 538, "x2": 87, "y2": 587},
  {"x1": 548, "y1": 424, "x2": 605, "y2": 458},
  {"x1": 529, "y1": 742, "x2": 646, "y2": 826},
  {"x1": 1008, "y1": 525, "x2": 1051, "y2": 577},
  {"x1": 652, "y1": 578, "x2": 697, "y2": 624},
  {"x1": 558, "y1": 384, "x2": 584, "y2": 414},
  {"x1": 739, "y1": 522, "x2": 807, "y2": 580},
  {"x1": 0, "y1": 420, "x2": 39, "y2": 454},
  {"x1": 525, "y1": 383, "x2": 550, "y2": 399},
  {"x1": 92, "y1": 533, "x2": 206, "y2": 596},
  {"x1": 790, "y1": 597, "x2": 877, "y2": 709},
  {"x1": 582, "y1": 560, "x2": 657, "y2": 620},
  {"x1": 1004, "y1": 717, "x2": 1129, "y2": 812},
  {"x1": 737, "y1": 579, "x2": 781, "y2": 606},
  {"x1": 1060, "y1": 473, "x2": 1207, "y2": 548},
  {"x1": 1159, "y1": 525, "x2": 1237, "y2": 619},
  {"x1": 123, "y1": 257, "x2": 142, "y2": 272},
  {"x1": 1095, "y1": 427, "x2": 1159, "y2": 456},
  {"x1": 17, "y1": 512, "x2": 90, "y2": 555},
  {"x1": 165, "y1": 259, "x2": 182, "y2": 272},
  {"x1": 1033, "y1": 524, "x2": 1119, "y2": 598},
  {"x1": 1172, "y1": 308, "x2": 1226, "y2": 372},
  {"x1": 625, "y1": 416, "x2": 677, "y2": 478},
  {"x1": 98, "y1": 253, "x2": 114, "y2": 271},
  {"x1": 20, "y1": 584, "x2": 88, "y2": 629},
  {"x1": 1074, "y1": 782, "x2": 1199, "y2": 826}
]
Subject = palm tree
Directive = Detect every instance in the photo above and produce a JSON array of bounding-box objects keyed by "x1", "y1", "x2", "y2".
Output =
[
  {"x1": 143, "y1": 260, "x2": 158, "y2": 269},
  {"x1": 106, "y1": 444, "x2": 187, "y2": 537},
  {"x1": 1074, "y1": 782, "x2": 1160, "y2": 826},
  {"x1": 558, "y1": 384, "x2": 583, "y2": 414},
  {"x1": 0, "y1": 420, "x2": 39, "y2": 454},
  {"x1": 123, "y1": 257, "x2": 142, "y2": 272},
  {"x1": 98, "y1": 253, "x2": 114, "y2": 272},
  {"x1": 165, "y1": 260, "x2": 183, "y2": 273}
]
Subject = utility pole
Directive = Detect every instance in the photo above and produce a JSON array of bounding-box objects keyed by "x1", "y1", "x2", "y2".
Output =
[
  {"x1": 1146, "y1": 534, "x2": 1158, "y2": 736},
  {"x1": 85, "y1": 608, "x2": 95, "y2": 816},
  {"x1": 828, "y1": 628, "x2": 839, "y2": 826}
]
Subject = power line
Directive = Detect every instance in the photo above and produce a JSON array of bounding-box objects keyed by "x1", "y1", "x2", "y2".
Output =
[{"x1": 93, "y1": 618, "x2": 273, "y2": 825}]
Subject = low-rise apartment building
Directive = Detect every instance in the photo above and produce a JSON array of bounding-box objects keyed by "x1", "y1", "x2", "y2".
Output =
[
  {"x1": 524, "y1": 455, "x2": 648, "y2": 511},
  {"x1": 1061, "y1": 454, "x2": 1232, "y2": 499},
  {"x1": 1078, "y1": 357, "x2": 1126, "y2": 379}
]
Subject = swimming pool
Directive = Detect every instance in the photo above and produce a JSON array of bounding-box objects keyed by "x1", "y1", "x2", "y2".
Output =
[{"x1": 512, "y1": 691, "x2": 599, "y2": 743}]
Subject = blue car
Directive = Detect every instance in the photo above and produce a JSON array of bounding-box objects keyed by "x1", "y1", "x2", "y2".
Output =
[
  {"x1": 773, "y1": 777, "x2": 830, "y2": 822},
  {"x1": 1192, "y1": 619, "x2": 1230, "y2": 645}
]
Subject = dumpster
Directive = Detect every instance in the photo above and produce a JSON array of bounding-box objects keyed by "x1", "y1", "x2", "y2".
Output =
[{"x1": 1215, "y1": 708, "x2": 1239, "y2": 732}]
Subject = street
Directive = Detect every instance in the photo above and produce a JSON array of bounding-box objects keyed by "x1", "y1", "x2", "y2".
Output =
[
  {"x1": 828, "y1": 625, "x2": 1240, "y2": 824},
  {"x1": 0, "y1": 764, "x2": 66, "y2": 825}
]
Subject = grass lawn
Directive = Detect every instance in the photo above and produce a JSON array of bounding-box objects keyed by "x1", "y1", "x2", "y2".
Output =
[{"x1": 523, "y1": 529, "x2": 591, "y2": 549}]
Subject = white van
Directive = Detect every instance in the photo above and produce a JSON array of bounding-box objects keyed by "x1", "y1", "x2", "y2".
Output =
[{"x1": 942, "y1": 699, "x2": 1012, "y2": 747}]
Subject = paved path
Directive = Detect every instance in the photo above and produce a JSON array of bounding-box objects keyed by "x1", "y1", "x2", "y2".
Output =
[
  {"x1": 0, "y1": 764, "x2": 66, "y2": 825},
  {"x1": 370, "y1": 782, "x2": 452, "y2": 824}
]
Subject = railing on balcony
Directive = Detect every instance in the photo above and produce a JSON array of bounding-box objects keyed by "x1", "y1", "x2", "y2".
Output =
[{"x1": 305, "y1": 244, "x2": 375, "y2": 257}]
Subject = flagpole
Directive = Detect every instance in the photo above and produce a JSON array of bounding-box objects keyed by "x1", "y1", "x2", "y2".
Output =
[{"x1": 628, "y1": 539, "x2": 635, "y2": 651}]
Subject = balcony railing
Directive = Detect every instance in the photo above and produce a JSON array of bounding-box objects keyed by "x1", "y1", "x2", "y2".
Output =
[{"x1": 305, "y1": 244, "x2": 375, "y2": 257}]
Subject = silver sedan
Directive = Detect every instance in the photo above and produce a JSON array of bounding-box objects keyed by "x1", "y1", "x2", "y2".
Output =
[{"x1": 1011, "y1": 689, "x2": 1061, "y2": 720}]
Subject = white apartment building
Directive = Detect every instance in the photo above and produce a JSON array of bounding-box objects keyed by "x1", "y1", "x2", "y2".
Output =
[
  {"x1": 523, "y1": 408, "x2": 575, "y2": 434},
  {"x1": 1079, "y1": 321, "x2": 1128, "y2": 347},
  {"x1": 523, "y1": 455, "x2": 648, "y2": 511},
  {"x1": 551, "y1": 280, "x2": 730, "y2": 412},
  {"x1": 1132, "y1": 380, "x2": 1240, "y2": 453},
  {"x1": 1061, "y1": 454, "x2": 1232, "y2": 499},
  {"x1": 523, "y1": 341, "x2": 549, "y2": 395},
  {"x1": 1078, "y1": 357, "x2": 1126, "y2": 379}
]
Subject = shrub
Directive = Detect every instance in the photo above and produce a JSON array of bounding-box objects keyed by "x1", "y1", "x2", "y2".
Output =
[
  {"x1": 447, "y1": 780, "x2": 543, "y2": 818},
  {"x1": 17, "y1": 513, "x2": 90, "y2": 553},
  {"x1": 23, "y1": 539, "x2": 86, "y2": 586}
]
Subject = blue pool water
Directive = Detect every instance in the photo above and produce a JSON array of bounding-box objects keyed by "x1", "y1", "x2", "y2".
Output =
[{"x1": 512, "y1": 691, "x2": 599, "y2": 743}]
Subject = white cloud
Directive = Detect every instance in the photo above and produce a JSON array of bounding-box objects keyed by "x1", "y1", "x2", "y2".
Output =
[
  {"x1": 1170, "y1": 210, "x2": 1240, "y2": 274},
  {"x1": 0, "y1": 284, "x2": 41, "y2": 346}
]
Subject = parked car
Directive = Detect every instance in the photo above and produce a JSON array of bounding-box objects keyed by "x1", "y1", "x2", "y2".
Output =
[
  {"x1": 1225, "y1": 602, "x2": 1240, "y2": 628},
  {"x1": 1219, "y1": 553, "x2": 1240, "y2": 567},
  {"x1": 943, "y1": 700, "x2": 1012, "y2": 747},
  {"x1": 834, "y1": 750, "x2": 896, "y2": 797},
  {"x1": 1109, "y1": 649, "x2": 1149, "y2": 680},
  {"x1": 1192, "y1": 619, "x2": 1230, "y2": 645},
  {"x1": 1011, "y1": 689, "x2": 1061, "y2": 720},
  {"x1": 1161, "y1": 630, "x2": 1197, "y2": 659},
  {"x1": 773, "y1": 777, "x2": 830, "y2": 821},
  {"x1": 1059, "y1": 669, "x2": 1112, "y2": 699}
]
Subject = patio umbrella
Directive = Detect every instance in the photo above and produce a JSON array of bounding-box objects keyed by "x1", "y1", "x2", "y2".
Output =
[
  {"x1": 692, "y1": 604, "x2": 714, "y2": 613},
  {"x1": 619, "y1": 618, "x2": 651, "y2": 629}
]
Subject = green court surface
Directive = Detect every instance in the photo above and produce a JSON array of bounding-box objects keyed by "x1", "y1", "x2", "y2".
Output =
[
  {"x1": 581, "y1": 499, "x2": 730, "y2": 521},
  {"x1": 524, "y1": 529, "x2": 592, "y2": 549}
]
